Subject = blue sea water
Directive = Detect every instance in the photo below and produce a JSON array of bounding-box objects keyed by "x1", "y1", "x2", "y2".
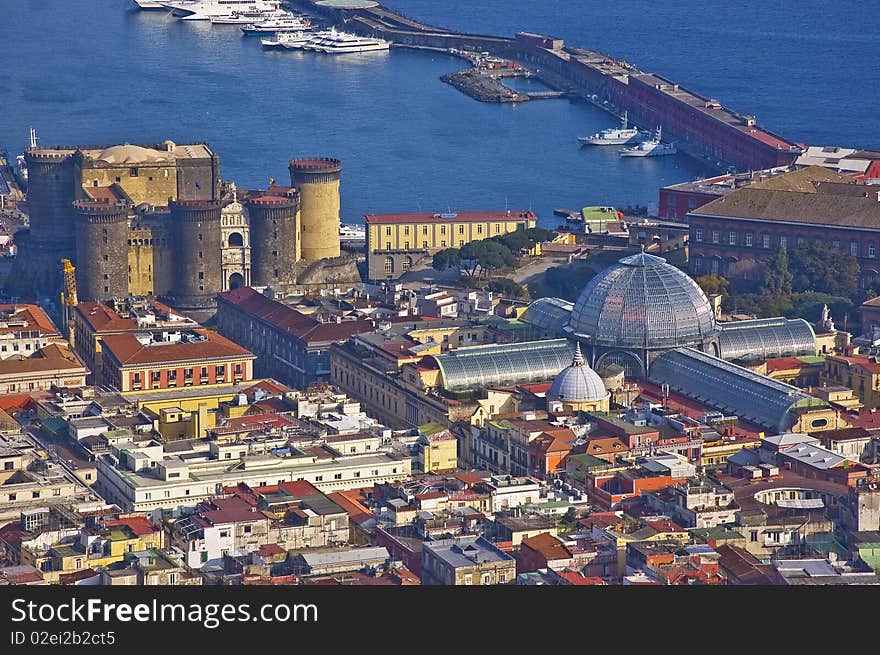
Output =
[{"x1": 1, "y1": 0, "x2": 876, "y2": 226}]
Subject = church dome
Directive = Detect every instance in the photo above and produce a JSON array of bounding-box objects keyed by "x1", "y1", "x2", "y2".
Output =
[
  {"x1": 547, "y1": 344, "x2": 609, "y2": 404},
  {"x1": 568, "y1": 252, "x2": 718, "y2": 350},
  {"x1": 95, "y1": 144, "x2": 167, "y2": 164}
]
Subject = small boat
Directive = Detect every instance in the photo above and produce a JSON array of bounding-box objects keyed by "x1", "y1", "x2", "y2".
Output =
[
  {"x1": 578, "y1": 111, "x2": 649, "y2": 145},
  {"x1": 260, "y1": 30, "x2": 312, "y2": 49},
  {"x1": 340, "y1": 224, "x2": 366, "y2": 241},
  {"x1": 619, "y1": 126, "x2": 677, "y2": 157}
]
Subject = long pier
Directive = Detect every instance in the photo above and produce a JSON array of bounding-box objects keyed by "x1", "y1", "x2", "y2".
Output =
[{"x1": 288, "y1": 1, "x2": 804, "y2": 173}]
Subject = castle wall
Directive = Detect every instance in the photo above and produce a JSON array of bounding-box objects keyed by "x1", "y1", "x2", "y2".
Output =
[
  {"x1": 81, "y1": 162, "x2": 177, "y2": 207},
  {"x1": 128, "y1": 217, "x2": 174, "y2": 297},
  {"x1": 168, "y1": 199, "x2": 223, "y2": 320}
]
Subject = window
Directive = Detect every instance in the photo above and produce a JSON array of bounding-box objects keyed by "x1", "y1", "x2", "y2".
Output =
[
  {"x1": 219, "y1": 530, "x2": 230, "y2": 538},
  {"x1": 215, "y1": 365, "x2": 225, "y2": 378},
  {"x1": 832, "y1": 240, "x2": 840, "y2": 249},
  {"x1": 750, "y1": 530, "x2": 758, "y2": 542},
  {"x1": 243, "y1": 525, "x2": 252, "y2": 534},
  {"x1": 728, "y1": 231, "x2": 736, "y2": 245},
  {"x1": 458, "y1": 225, "x2": 465, "y2": 235},
  {"x1": 422, "y1": 241, "x2": 428, "y2": 248},
  {"x1": 3, "y1": 462, "x2": 12, "y2": 471},
  {"x1": 404, "y1": 241, "x2": 410, "y2": 250},
  {"x1": 201, "y1": 552, "x2": 208, "y2": 563},
  {"x1": 385, "y1": 226, "x2": 391, "y2": 236},
  {"x1": 711, "y1": 229, "x2": 719, "y2": 244},
  {"x1": 779, "y1": 236, "x2": 787, "y2": 250},
  {"x1": 464, "y1": 574, "x2": 473, "y2": 585},
  {"x1": 151, "y1": 371, "x2": 161, "y2": 383},
  {"x1": 477, "y1": 225, "x2": 483, "y2": 234},
  {"x1": 495, "y1": 224, "x2": 500, "y2": 234},
  {"x1": 385, "y1": 242, "x2": 391, "y2": 250},
  {"x1": 384, "y1": 257, "x2": 394, "y2": 274},
  {"x1": 422, "y1": 225, "x2": 428, "y2": 235},
  {"x1": 168, "y1": 369, "x2": 177, "y2": 380},
  {"x1": 404, "y1": 226, "x2": 410, "y2": 235},
  {"x1": 870, "y1": 244, "x2": 877, "y2": 259},
  {"x1": 130, "y1": 167, "x2": 139, "y2": 177},
  {"x1": 482, "y1": 574, "x2": 491, "y2": 585},
  {"x1": 198, "y1": 271, "x2": 204, "y2": 280},
  {"x1": 200, "y1": 366, "x2": 208, "y2": 378},
  {"x1": 851, "y1": 241, "x2": 859, "y2": 256},
  {"x1": 315, "y1": 476, "x2": 323, "y2": 482},
  {"x1": 694, "y1": 228, "x2": 703, "y2": 242},
  {"x1": 796, "y1": 237, "x2": 805, "y2": 246},
  {"x1": 440, "y1": 241, "x2": 446, "y2": 248},
  {"x1": 499, "y1": 573, "x2": 507, "y2": 583},
  {"x1": 334, "y1": 473, "x2": 342, "y2": 480},
  {"x1": 133, "y1": 372, "x2": 141, "y2": 383},
  {"x1": 762, "y1": 234, "x2": 770, "y2": 249},
  {"x1": 184, "y1": 368, "x2": 193, "y2": 378}
]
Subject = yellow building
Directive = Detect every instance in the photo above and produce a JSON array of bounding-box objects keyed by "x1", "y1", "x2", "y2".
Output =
[
  {"x1": 123, "y1": 381, "x2": 269, "y2": 440},
  {"x1": 28, "y1": 516, "x2": 163, "y2": 584},
  {"x1": 417, "y1": 422, "x2": 459, "y2": 473},
  {"x1": 822, "y1": 354, "x2": 880, "y2": 412},
  {"x1": 365, "y1": 209, "x2": 537, "y2": 280},
  {"x1": 79, "y1": 142, "x2": 218, "y2": 207}
]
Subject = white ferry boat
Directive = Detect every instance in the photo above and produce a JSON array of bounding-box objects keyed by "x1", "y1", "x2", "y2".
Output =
[
  {"x1": 158, "y1": 0, "x2": 281, "y2": 21},
  {"x1": 302, "y1": 29, "x2": 390, "y2": 54},
  {"x1": 210, "y1": 8, "x2": 288, "y2": 24},
  {"x1": 241, "y1": 15, "x2": 312, "y2": 34}
]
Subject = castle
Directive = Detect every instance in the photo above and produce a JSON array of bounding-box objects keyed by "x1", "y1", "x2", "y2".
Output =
[{"x1": 7, "y1": 141, "x2": 353, "y2": 321}]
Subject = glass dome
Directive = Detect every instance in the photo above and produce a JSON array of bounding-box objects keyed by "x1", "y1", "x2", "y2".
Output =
[
  {"x1": 569, "y1": 252, "x2": 719, "y2": 349},
  {"x1": 547, "y1": 344, "x2": 609, "y2": 403}
]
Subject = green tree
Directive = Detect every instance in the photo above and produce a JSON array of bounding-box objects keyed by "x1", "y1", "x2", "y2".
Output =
[
  {"x1": 788, "y1": 241, "x2": 859, "y2": 297},
  {"x1": 761, "y1": 247, "x2": 793, "y2": 295},
  {"x1": 695, "y1": 274, "x2": 730, "y2": 297},
  {"x1": 432, "y1": 248, "x2": 461, "y2": 272},
  {"x1": 487, "y1": 278, "x2": 524, "y2": 298}
]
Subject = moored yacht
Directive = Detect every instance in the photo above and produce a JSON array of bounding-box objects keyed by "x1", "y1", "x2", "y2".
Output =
[
  {"x1": 132, "y1": 0, "x2": 168, "y2": 9},
  {"x1": 578, "y1": 111, "x2": 650, "y2": 145},
  {"x1": 303, "y1": 28, "x2": 390, "y2": 54},
  {"x1": 619, "y1": 126, "x2": 677, "y2": 157},
  {"x1": 260, "y1": 30, "x2": 312, "y2": 49}
]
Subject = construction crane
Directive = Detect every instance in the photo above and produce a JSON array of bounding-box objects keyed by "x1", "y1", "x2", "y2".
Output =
[{"x1": 60, "y1": 258, "x2": 77, "y2": 343}]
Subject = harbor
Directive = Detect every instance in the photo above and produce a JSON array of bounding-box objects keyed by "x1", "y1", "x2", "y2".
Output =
[{"x1": 288, "y1": 0, "x2": 805, "y2": 173}]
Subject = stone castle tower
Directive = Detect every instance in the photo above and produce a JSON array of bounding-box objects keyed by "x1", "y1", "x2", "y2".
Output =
[
  {"x1": 6, "y1": 142, "x2": 347, "y2": 322},
  {"x1": 289, "y1": 158, "x2": 341, "y2": 261}
]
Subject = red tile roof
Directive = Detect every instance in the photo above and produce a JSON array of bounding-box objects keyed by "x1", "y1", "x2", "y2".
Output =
[
  {"x1": 555, "y1": 570, "x2": 607, "y2": 585},
  {"x1": 217, "y1": 287, "x2": 374, "y2": 345},
  {"x1": 326, "y1": 491, "x2": 374, "y2": 525},
  {"x1": 255, "y1": 543, "x2": 286, "y2": 557},
  {"x1": 765, "y1": 356, "x2": 820, "y2": 373},
  {"x1": 521, "y1": 532, "x2": 572, "y2": 561},
  {"x1": 364, "y1": 210, "x2": 536, "y2": 225},
  {"x1": 0, "y1": 304, "x2": 61, "y2": 336},
  {"x1": 0, "y1": 343, "x2": 87, "y2": 375},
  {"x1": 197, "y1": 496, "x2": 267, "y2": 525},
  {"x1": 100, "y1": 329, "x2": 253, "y2": 367},
  {"x1": 102, "y1": 516, "x2": 160, "y2": 537}
]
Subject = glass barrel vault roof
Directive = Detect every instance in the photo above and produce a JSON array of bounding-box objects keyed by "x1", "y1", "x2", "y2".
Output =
[
  {"x1": 717, "y1": 317, "x2": 817, "y2": 363},
  {"x1": 429, "y1": 339, "x2": 576, "y2": 392},
  {"x1": 568, "y1": 252, "x2": 719, "y2": 350},
  {"x1": 520, "y1": 298, "x2": 574, "y2": 334},
  {"x1": 648, "y1": 347, "x2": 825, "y2": 432}
]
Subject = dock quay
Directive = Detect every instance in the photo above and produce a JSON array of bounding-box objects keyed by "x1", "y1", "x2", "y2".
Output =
[{"x1": 288, "y1": 0, "x2": 804, "y2": 173}]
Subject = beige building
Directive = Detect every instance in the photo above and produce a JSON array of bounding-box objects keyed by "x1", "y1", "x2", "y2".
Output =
[
  {"x1": 421, "y1": 536, "x2": 516, "y2": 585},
  {"x1": 0, "y1": 343, "x2": 89, "y2": 396},
  {"x1": 365, "y1": 209, "x2": 537, "y2": 280}
]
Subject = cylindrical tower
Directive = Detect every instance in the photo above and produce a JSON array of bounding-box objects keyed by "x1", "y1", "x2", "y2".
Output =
[
  {"x1": 73, "y1": 199, "x2": 131, "y2": 301},
  {"x1": 168, "y1": 199, "x2": 223, "y2": 321},
  {"x1": 23, "y1": 150, "x2": 83, "y2": 245},
  {"x1": 5, "y1": 149, "x2": 84, "y2": 299},
  {"x1": 289, "y1": 157, "x2": 341, "y2": 261},
  {"x1": 246, "y1": 191, "x2": 300, "y2": 288}
]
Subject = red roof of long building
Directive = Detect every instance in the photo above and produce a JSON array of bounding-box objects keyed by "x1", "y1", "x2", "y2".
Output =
[
  {"x1": 217, "y1": 287, "x2": 374, "y2": 345},
  {"x1": 100, "y1": 329, "x2": 253, "y2": 367},
  {"x1": 363, "y1": 210, "x2": 536, "y2": 225}
]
